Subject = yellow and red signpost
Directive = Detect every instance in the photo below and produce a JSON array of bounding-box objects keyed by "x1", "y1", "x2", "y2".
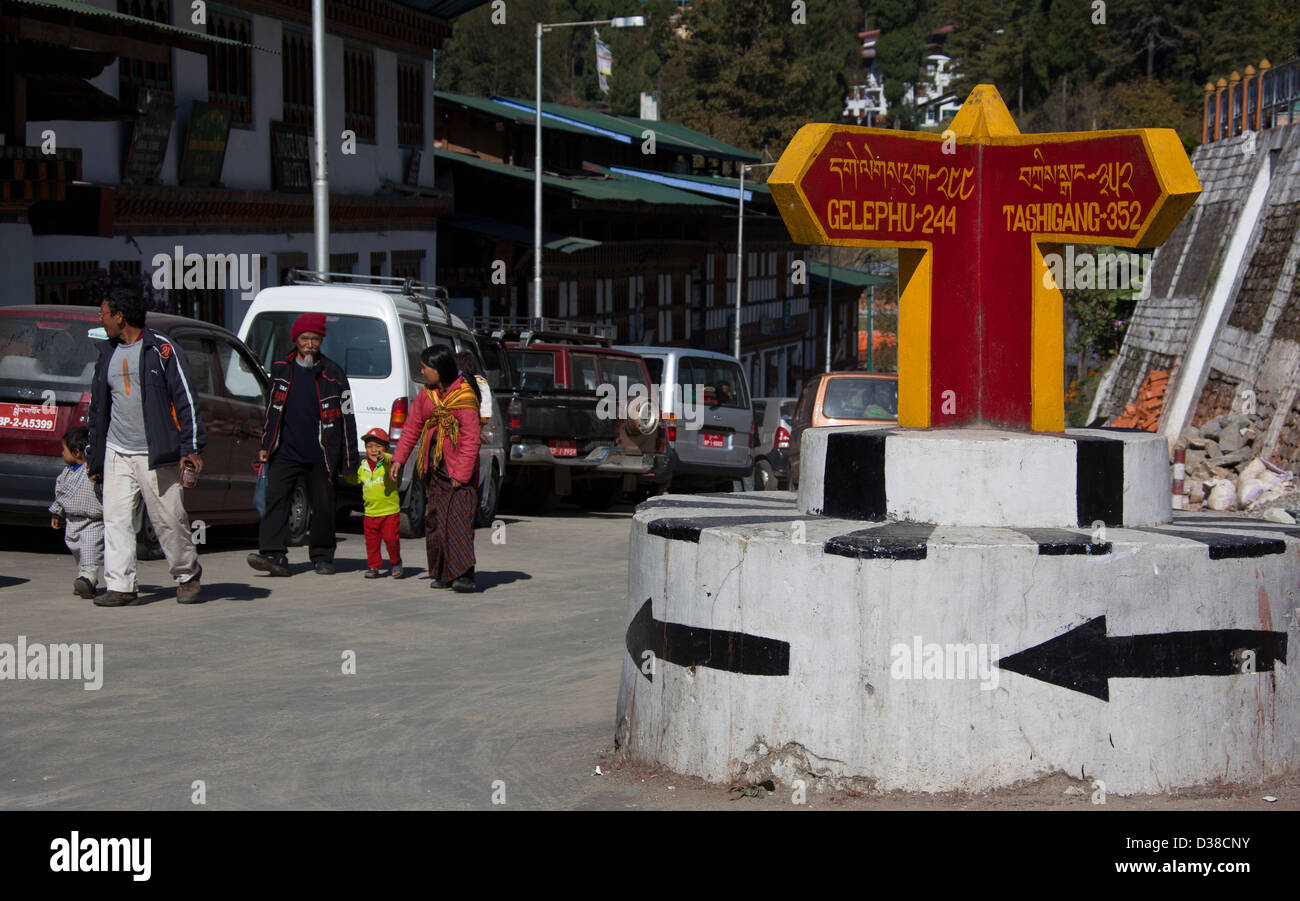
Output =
[{"x1": 770, "y1": 85, "x2": 1201, "y2": 432}]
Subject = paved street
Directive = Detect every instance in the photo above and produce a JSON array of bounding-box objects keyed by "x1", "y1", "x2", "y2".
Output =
[
  {"x1": 3, "y1": 505, "x2": 1297, "y2": 811},
  {"x1": 0, "y1": 505, "x2": 644, "y2": 810}
]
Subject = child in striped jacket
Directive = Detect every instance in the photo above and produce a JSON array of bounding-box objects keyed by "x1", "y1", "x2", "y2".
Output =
[{"x1": 50, "y1": 427, "x2": 104, "y2": 599}]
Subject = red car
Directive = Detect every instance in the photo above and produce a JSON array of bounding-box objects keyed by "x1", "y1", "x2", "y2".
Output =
[{"x1": 0, "y1": 305, "x2": 270, "y2": 553}]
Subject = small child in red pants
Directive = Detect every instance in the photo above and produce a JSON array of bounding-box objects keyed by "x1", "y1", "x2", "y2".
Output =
[{"x1": 346, "y1": 428, "x2": 402, "y2": 578}]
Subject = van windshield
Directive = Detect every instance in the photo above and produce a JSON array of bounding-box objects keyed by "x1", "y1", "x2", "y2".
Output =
[{"x1": 245, "y1": 312, "x2": 391, "y2": 378}]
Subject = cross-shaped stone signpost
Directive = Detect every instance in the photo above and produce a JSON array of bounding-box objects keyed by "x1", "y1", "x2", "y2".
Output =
[{"x1": 770, "y1": 85, "x2": 1201, "y2": 432}]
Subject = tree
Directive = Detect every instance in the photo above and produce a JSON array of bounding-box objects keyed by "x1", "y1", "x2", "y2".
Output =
[
  {"x1": 661, "y1": 0, "x2": 862, "y2": 155},
  {"x1": 1201, "y1": 0, "x2": 1300, "y2": 76},
  {"x1": 437, "y1": 0, "x2": 565, "y2": 100},
  {"x1": 438, "y1": 0, "x2": 685, "y2": 115}
]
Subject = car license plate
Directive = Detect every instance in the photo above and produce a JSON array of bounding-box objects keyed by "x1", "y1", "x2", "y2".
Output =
[
  {"x1": 549, "y1": 440, "x2": 578, "y2": 458},
  {"x1": 702, "y1": 431, "x2": 726, "y2": 448},
  {"x1": 0, "y1": 403, "x2": 58, "y2": 432}
]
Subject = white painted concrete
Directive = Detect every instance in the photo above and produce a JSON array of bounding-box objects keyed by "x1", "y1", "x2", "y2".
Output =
[
  {"x1": 796, "y1": 423, "x2": 868, "y2": 516},
  {"x1": 615, "y1": 493, "x2": 1300, "y2": 795},
  {"x1": 885, "y1": 429, "x2": 1078, "y2": 527},
  {"x1": 1161, "y1": 148, "x2": 1274, "y2": 446},
  {"x1": 797, "y1": 426, "x2": 1171, "y2": 527}
]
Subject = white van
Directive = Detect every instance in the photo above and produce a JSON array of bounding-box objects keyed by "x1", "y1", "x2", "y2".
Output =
[{"x1": 237, "y1": 271, "x2": 504, "y2": 540}]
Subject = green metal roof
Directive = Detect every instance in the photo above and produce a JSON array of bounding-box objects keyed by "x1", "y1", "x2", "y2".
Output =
[
  {"x1": 433, "y1": 148, "x2": 728, "y2": 208},
  {"x1": 434, "y1": 91, "x2": 593, "y2": 138},
  {"x1": 441, "y1": 212, "x2": 599, "y2": 254},
  {"x1": 493, "y1": 96, "x2": 757, "y2": 162},
  {"x1": 390, "y1": 0, "x2": 493, "y2": 16},
  {"x1": 618, "y1": 116, "x2": 760, "y2": 162},
  {"x1": 808, "y1": 260, "x2": 894, "y2": 287},
  {"x1": 608, "y1": 165, "x2": 771, "y2": 201},
  {"x1": 433, "y1": 90, "x2": 759, "y2": 163},
  {"x1": 6, "y1": 0, "x2": 269, "y2": 51},
  {"x1": 493, "y1": 96, "x2": 653, "y2": 147}
]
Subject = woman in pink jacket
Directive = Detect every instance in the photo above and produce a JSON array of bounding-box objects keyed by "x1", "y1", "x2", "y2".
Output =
[{"x1": 393, "y1": 345, "x2": 482, "y2": 592}]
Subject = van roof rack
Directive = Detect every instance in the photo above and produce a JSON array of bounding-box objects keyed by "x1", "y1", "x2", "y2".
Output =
[
  {"x1": 287, "y1": 269, "x2": 453, "y2": 333},
  {"x1": 473, "y1": 315, "x2": 616, "y2": 348}
]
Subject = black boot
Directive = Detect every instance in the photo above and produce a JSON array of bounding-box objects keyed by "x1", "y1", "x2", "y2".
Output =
[{"x1": 451, "y1": 567, "x2": 476, "y2": 593}]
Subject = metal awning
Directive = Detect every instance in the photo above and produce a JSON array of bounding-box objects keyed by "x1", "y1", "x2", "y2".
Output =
[
  {"x1": 433, "y1": 149, "x2": 727, "y2": 208},
  {"x1": 441, "y1": 212, "x2": 600, "y2": 254},
  {"x1": 608, "y1": 165, "x2": 770, "y2": 202},
  {"x1": 386, "y1": 0, "x2": 494, "y2": 16},
  {"x1": 808, "y1": 260, "x2": 894, "y2": 287},
  {"x1": 26, "y1": 72, "x2": 135, "y2": 121},
  {"x1": 3, "y1": 0, "x2": 269, "y2": 57}
]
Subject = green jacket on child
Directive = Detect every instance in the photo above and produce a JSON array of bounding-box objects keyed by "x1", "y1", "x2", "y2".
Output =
[{"x1": 345, "y1": 455, "x2": 400, "y2": 517}]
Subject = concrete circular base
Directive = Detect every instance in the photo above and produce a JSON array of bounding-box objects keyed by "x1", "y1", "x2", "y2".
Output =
[
  {"x1": 615, "y1": 492, "x2": 1299, "y2": 795},
  {"x1": 797, "y1": 426, "x2": 1171, "y2": 528}
]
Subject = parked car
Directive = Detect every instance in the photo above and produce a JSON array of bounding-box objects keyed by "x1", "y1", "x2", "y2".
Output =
[
  {"x1": 752, "y1": 397, "x2": 797, "y2": 490},
  {"x1": 0, "y1": 305, "x2": 269, "y2": 556},
  {"x1": 237, "y1": 271, "x2": 505, "y2": 538},
  {"x1": 789, "y1": 371, "x2": 899, "y2": 489},
  {"x1": 480, "y1": 319, "x2": 666, "y2": 511},
  {"x1": 615, "y1": 345, "x2": 754, "y2": 493}
]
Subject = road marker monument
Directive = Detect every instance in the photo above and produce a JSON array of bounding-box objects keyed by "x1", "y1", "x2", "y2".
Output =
[
  {"x1": 770, "y1": 85, "x2": 1199, "y2": 432},
  {"x1": 615, "y1": 86, "x2": 1299, "y2": 795}
]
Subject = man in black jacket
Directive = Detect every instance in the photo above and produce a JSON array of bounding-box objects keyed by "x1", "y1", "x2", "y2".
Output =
[
  {"x1": 247, "y1": 312, "x2": 359, "y2": 576},
  {"x1": 87, "y1": 290, "x2": 207, "y2": 606}
]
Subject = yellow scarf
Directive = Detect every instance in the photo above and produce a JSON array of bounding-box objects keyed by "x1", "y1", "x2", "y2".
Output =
[{"x1": 414, "y1": 379, "x2": 480, "y2": 477}]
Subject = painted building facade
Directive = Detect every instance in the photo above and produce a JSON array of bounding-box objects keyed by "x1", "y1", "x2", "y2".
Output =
[{"x1": 4, "y1": 0, "x2": 455, "y2": 333}]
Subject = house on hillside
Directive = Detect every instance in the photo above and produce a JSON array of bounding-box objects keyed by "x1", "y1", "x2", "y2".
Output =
[{"x1": 843, "y1": 23, "x2": 961, "y2": 128}]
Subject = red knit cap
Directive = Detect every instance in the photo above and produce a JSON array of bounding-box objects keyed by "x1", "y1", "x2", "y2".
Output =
[{"x1": 291, "y1": 312, "x2": 327, "y2": 341}]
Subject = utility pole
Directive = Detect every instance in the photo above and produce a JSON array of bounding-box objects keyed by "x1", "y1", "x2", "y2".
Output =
[
  {"x1": 824, "y1": 247, "x2": 833, "y2": 373},
  {"x1": 311, "y1": 0, "x2": 328, "y2": 274}
]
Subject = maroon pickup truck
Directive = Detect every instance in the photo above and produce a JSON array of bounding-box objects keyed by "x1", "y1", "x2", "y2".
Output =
[{"x1": 483, "y1": 322, "x2": 666, "y2": 511}]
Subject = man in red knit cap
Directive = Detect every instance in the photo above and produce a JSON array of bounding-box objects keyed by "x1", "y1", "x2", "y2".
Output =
[{"x1": 248, "y1": 312, "x2": 358, "y2": 576}]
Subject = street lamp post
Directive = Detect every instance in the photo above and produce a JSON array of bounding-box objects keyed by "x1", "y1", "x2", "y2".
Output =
[
  {"x1": 533, "y1": 15, "x2": 645, "y2": 321},
  {"x1": 311, "y1": 0, "x2": 328, "y2": 274},
  {"x1": 734, "y1": 161, "x2": 777, "y2": 361},
  {"x1": 825, "y1": 247, "x2": 833, "y2": 373}
]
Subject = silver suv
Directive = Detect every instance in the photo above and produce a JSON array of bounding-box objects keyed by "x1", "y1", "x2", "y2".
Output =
[{"x1": 615, "y1": 346, "x2": 753, "y2": 493}]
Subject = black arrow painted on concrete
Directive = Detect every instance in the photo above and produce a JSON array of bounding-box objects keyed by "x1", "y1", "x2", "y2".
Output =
[
  {"x1": 999, "y1": 616, "x2": 1288, "y2": 701},
  {"x1": 625, "y1": 598, "x2": 790, "y2": 682}
]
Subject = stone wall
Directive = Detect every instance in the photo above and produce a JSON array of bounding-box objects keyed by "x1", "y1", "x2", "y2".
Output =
[{"x1": 1092, "y1": 123, "x2": 1300, "y2": 455}]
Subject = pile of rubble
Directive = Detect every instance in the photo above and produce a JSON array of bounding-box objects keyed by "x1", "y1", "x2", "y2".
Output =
[{"x1": 1175, "y1": 412, "x2": 1297, "y2": 520}]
